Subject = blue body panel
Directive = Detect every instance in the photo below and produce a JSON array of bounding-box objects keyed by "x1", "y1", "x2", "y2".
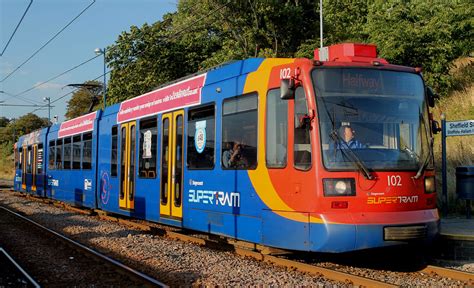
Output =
[
  {"x1": 97, "y1": 103, "x2": 163, "y2": 221},
  {"x1": 46, "y1": 113, "x2": 100, "y2": 208},
  {"x1": 97, "y1": 59, "x2": 266, "y2": 227},
  {"x1": 14, "y1": 127, "x2": 49, "y2": 197}
]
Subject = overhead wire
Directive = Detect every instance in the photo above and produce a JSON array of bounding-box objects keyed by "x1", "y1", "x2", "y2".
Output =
[
  {"x1": 30, "y1": 71, "x2": 110, "y2": 114},
  {"x1": 0, "y1": 0, "x2": 96, "y2": 83},
  {"x1": 1, "y1": 0, "x2": 34, "y2": 56},
  {"x1": 0, "y1": 90, "x2": 42, "y2": 105},
  {"x1": 15, "y1": 54, "x2": 101, "y2": 97},
  {"x1": 26, "y1": 0, "x2": 231, "y2": 116}
]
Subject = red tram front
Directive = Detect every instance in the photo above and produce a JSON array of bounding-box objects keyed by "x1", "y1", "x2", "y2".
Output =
[{"x1": 254, "y1": 43, "x2": 439, "y2": 251}]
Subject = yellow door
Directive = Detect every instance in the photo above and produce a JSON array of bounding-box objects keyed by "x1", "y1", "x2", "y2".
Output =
[
  {"x1": 119, "y1": 121, "x2": 136, "y2": 210},
  {"x1": 32, "y1": 145, "x2": 37, "y2": 191},
  {"x1": 21, "y1": 145, "x2": 27, "y2": 190},
  {"x1": 160, "y1": 110, "x2": 184, "y2": 219}
]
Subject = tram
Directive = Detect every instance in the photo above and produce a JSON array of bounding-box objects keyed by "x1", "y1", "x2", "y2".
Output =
[{"x1": 14, "y1": 43, "x2": 439, "y2": 252}]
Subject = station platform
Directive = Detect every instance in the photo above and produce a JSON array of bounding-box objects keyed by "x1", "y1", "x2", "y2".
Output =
[{"x1": 435, "y1": 217, "x2": 474, "y2": 261}]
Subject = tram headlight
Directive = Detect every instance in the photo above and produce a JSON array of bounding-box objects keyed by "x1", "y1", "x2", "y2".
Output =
[
  {"x1": 424, "y1": 176, "x2": 436, "y2": 194},
  {"x1": 323, "y1": 178, "x2": 356, "y2": 196}
]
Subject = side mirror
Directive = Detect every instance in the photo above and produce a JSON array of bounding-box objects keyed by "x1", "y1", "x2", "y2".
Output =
[
  {"x1": 296, "y1": 113, "x2": 312, "y2": 129},
  {"x1": 281, "y1": 78, "x2": 295, "y2": 100},
  {"x1": 426, "y1": 86, "x2": 439, "y2": 108},
  {"x1": 431, "y1": 120, "x2": 441, "y2": 134}
]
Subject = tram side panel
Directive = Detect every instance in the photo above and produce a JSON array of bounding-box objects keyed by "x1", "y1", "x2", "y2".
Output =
[
  {"x1": 183, "y1": 71, "x2": 265, "y2": 244},
  {"x1": 45, "y1": 112, "x2": 99, "y2": 208},
  {"x1": 14, "y1": 128, "x2": 49, "y2": 197},
  {"x1": 97, "y1": 104, "x2": 163, "y2": 222}
]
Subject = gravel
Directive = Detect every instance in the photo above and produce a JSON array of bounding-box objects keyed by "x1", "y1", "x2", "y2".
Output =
[
  {"x1": 0, "y1": 190, "x2": 340, "y2": 287},
  {"x1": 0, "y1": 189, "x2": 472, "y2": 287}
]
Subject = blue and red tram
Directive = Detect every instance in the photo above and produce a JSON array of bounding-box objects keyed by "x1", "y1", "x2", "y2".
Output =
[{"x1": 14, "y1": 43, "x2": 439, "y2": 252}]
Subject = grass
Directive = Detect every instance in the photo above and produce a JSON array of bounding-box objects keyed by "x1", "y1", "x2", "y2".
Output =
[
  {"x1": 0, "y1": 142, "x2": 14, "y2": 180},
  {"x1": 432, "y1": 84, "x2": 474, "y2": 215}
]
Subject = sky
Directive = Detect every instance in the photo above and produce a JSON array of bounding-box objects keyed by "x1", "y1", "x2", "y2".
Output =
[{"x1": 0, "y1": 0, "x2": 177, "y2": 121}]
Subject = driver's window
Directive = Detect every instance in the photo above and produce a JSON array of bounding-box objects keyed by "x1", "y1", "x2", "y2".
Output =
[{"x1": 294, "y1": 86, "x2": 311, "y2": 170}]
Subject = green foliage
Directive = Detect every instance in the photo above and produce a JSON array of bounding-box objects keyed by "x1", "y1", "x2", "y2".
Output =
[
  {"x1": 0, "y1": 117, "x2": 10, "y2": 127},
  {"x1": 0, "y1": 113, "x2": 49, "y2": 178},
  {"x1": 0, "y1": 113, "x2": 49, "y2": 145},
  {"x1": 103, "y1": 0, "x2": 472, "y2": 103},
  {"x1": 65, "y1": 80, "x2": 103, "y2": 120},
  {"x1": 107, "y1": 16, "x2": 198, "y2": 104},
  {"x1": 366, "y1": 0, "x2": 473, "y2": 96},
  {"x1": 322, "y1": 0, "x2": 369, "y2": 44},
  {"x1": 106, "y1": 0, "x2": 322, "y2": 103}
]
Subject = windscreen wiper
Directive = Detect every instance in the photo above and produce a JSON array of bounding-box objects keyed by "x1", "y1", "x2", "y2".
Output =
[
  {"x1": 412, "y1": 110, "x2": 434, "y2": 179},
  {"x1": 412, "y1": 138, "x2": 433, "y2": 179},
  {"x1": 330, "y1": 130, "x2": 374, "y2": 180}
]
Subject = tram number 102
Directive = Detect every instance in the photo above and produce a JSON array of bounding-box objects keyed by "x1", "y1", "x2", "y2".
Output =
[
  {"x1": 387, "y1": 175, "x2": 402, "y2": 187},
  {"x1": 279, "y1": 68, "x2": 291, "y2": 79}
]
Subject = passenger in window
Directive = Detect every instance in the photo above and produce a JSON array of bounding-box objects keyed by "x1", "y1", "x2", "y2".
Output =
[
  {"x1": 337, "y1": 125, "x2": 365, "y2": 149},
  {"x1": 222, "y1": 141, "x2": 248, "y2": 168}
]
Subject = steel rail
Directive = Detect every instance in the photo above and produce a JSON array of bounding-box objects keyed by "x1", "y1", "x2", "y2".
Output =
[
  {"x1": 0, "y1": 248, "x2": 40, "y2": 288},
  {"x1": 0, "y1": 205, "x2": 167, "y2": 288},
  {"x1": 5, "y1": 190, "x2": 474, "y2": 287},
  {"x1": 421, "y1": 265, "x2": 474, "y2": 283}
]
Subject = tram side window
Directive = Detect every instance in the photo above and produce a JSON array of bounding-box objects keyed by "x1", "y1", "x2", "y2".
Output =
[
  {"x1": 49, "y1": 141, "x2": 55, "y2": 169},
  {"x1": 294, "y1": 86, "x2": 312, "y2": 170},
  {"x1": 63, "y1": 137, "x2": 72, "y2": 170},
  {"x1": 82, "y1": 132, "x2": 92, "y2": 170},
  {"x1": 37, "y1": 144, "x2": 43, "y2": 174},
  {"x1": 18, "y1": 148, "x2": 22, "y2": 170},
  {"x1": 26, "y1": 146, "x2": 32, "y2": 173},
  {"x1": 187, "y1": 104, "x2": 215, "y2": 169},
  {"x1": 111, "y1": 126, "x2": 118, "y2": 177},
  {"x1": 139, "y1": 118, "x2": 157, "y2": 178},
  {"x1": 72, "y1": 135, "x2": 81, "y2": 169},
  {"x1": 266, "y1": 89, "x2": 288, "y2": 168},
  {"x1": 222, "y1": 93, "x2": 258, "y2": 170},
  {"x1": 56, "y1": 139, "x2": 63, "y2": 170}
]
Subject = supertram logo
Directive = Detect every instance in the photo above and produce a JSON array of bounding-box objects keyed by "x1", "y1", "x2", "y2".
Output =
[
  {"x1": 367, "y1": 196, "x2": 419, "y2": 205},
  {"x1": 188, "y1": 189, "x2": 240, "y2": 208}
]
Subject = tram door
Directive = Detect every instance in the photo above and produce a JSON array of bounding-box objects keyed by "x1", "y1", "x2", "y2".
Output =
[
  {"x1": 119, "y1": 121, "x2": 136, "y2": 210},
  {"x1": 21, "y1": 145, "x2": 27, "y2": 190},
  {"x1": 160, "y1": 110, "x2": 184, "y2": 219},
  {"x1": 31, "y1": 145, "x2": 37, "y2": 191}
]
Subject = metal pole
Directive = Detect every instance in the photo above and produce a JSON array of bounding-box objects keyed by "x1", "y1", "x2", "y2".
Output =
[
  {"x1": 441, "y1": 113, "x2": 447, "y2": 216},
  {"x1": 48, "y1": 98, "x2": 51, "y2": 122},
  {"x1": 103, "y1": 48, "x2": 106, "y2": 109},
  {"x1": 319, "y1": 0, "x2": 323, "y2": 49}
]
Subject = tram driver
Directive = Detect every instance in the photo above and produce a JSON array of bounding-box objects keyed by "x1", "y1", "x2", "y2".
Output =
[{"x1": 336, "y1": 125, "x2": 365, "y2": 149}]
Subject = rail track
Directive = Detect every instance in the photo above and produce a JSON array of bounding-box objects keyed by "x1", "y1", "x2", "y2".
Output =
[
  {"x1": 3, "y1": 189, "x2": 474, "y2": 287},
  {"x1": 0, "y1": 203, "x2": 167, "y2": 287}
]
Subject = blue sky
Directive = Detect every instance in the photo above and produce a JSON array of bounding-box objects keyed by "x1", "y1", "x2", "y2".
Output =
[{"x1": 0, "y1": 0, "x2": 177, "y2": 121}]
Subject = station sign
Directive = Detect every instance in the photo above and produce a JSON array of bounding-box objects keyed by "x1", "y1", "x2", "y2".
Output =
[
  {"x1": 58, "y1": 111, "x2": 97, "y2": 138},
  {"x1": 117, "y1": 73, "x2": 207, "y2": 123},
  {"x1": 445, "y1": 120, "x2": 474, "y2": 137}
]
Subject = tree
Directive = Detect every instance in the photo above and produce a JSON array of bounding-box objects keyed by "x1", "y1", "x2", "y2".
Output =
[
  {"x1": 65, "y1": 80, "x2": 103, "y2": 119},
  {"x1": 365, "y1": 0, "x2": 473, "y2": 95},
  {"x1": 106, "y1": 0, "x2": 472, "y2": 102},
  {"x1": 107, "y1": 16, "x2": 195, "y2": 104},
  {"x1": 0, "y1": 117, "x2": 10, "y2": 127},
  {"x1": 106, "y1": 1, "x2": 322, "y2": 103},
  {"x1": 0, "y1": 113, "x2": 49, "y2": 145}
]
